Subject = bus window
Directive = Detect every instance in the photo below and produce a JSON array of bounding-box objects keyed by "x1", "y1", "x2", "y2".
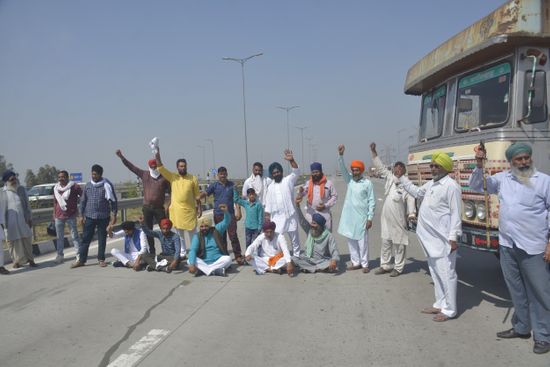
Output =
[
  {"x1": 523, "y1": 70, "x2": 547, "y2": 123},
  {"x1": 455, "y1": 62, "x2": 511, "y2": 131},
  {"x1": 419, "y1": 85, "x2": 446, "y2": 140}
]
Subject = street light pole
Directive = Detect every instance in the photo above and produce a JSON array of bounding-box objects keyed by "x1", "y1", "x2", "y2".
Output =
[
  {"x1": 197, "y1": 145, "x2": 206, "y2": 180},
  {"x1": 305, "y1": 137, "x2": 313, "y2": 165},
  {"x1": 276, "y1": 105, "x2": 300, "y2": 150},
  {"x1": 294, "y1": 125, "x2": 308, "y2": 170},
  {"x1": 205, "y1": 138, "x2": 215, "y2": 171},
  {"x1": 223, "y1": 53, "x2": 263, "y2": 177}
]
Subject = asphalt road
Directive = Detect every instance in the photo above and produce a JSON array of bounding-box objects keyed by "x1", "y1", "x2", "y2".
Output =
[{"x1": 0, "y1": 177, "x2": 547, "y2": 367}]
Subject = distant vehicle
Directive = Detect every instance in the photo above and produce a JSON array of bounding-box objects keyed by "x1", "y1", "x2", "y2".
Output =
[{"x1": 28, "y1": 182, "x2": 85, "y2": 208}]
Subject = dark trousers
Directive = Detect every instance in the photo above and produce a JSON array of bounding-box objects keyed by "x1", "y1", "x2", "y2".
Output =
[
  {"x1": 214, "y1": 213, "x2": 242, "y2": 258},
  {"x1": 79, "y1": 217, "x2": 110, "y2": 263},
  {"x1": 142, "y1": 205, "x2": 166, "y2": 255},
  {"x1": 245, "y1": 228, "x2": 260, "y2": 248}
]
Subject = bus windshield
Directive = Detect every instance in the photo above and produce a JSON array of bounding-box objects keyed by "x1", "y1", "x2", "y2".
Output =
[
  {"x1": 419, "y1": 85, "x2": 446, "y2": 140},
  {"x1": 456, "y1": 62, "x2": 511, "y2": 130}
]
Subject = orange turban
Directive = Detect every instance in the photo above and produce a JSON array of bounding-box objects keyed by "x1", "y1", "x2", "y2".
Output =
[
  {"x1": 160, "y1": 218, "x2": 173, "y2": 229},
  {"x1": 350, "y1": 160, "x2": 365, "y2": 173}
]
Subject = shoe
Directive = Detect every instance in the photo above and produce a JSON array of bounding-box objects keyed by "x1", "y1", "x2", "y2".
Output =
[
  {"x1": 496, "y1": 328, "x2": 531, "y2": 339},
  {"x1": 213, "y1": 268, "x2": 227, "y2": 277},
  {"x1": 146, "y1": 265, "x2": 155, "y2": 272},
  {"x1": 70, "y1": 261, "x2": 84, "y2": 269},
  {"x1": 112, "y1": 261, "x2": 124, "y2": 268},
  {"x1": 98, "y1": 260, "x2": 107, "y2": 268},
  {"x1": 346, "y1": 264, "x2": 362, "y2": 271},
  {"x1": 362, "y1": 267, "x2": 370, "y2": 274},
  {"x1": 235, "y1": 256, "x2": 244, "y2": 266},
  {"x1": 12, "y1": 262, "x2": 21, "y2": 269},
  {"x1": 374, "y1": 267, "x2": 389, "y2": 275},
  {"x1": 165, "y1": 266, "x2": 173, "y2": 274},
  {"x1": 0, "y1": 266, "x2": 10, "y2": 275},
  {"x1": 533, "y1": 341, "x2": 550, "y2": 354},
  {"x1": 389, "y1": 269, "x2": 400, "y2": 277},
  {"x1": 28, "y1": 261, "x2": 38, "y2": 267},
  {"x1": 55, "y1": 255, "x2": 64, "y2": 264}
]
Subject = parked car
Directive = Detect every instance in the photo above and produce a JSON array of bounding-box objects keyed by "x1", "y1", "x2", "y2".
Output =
[{"x1": 28, "y1": 182, "x2": 86, "y2": 208}]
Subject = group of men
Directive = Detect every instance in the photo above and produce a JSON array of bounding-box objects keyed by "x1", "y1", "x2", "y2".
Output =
[{"x1": 0, "y1": 140, "x2": 548, "y2": 354}]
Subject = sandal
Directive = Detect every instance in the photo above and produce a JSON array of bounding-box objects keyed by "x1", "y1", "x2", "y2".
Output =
[
  {"x1": 433, "y1": 313, "x2": 451, "y2": 322},
  {"x1": 99, "y1": 260, "x2": 108, "y2": 268},
  {"x1": 421, "y1": 307, "x2": 441, "y2": 314}
]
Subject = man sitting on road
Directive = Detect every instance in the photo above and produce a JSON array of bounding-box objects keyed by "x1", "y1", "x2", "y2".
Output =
[
  {"x1": 187, "y1": 204, "x2": 232, "y2": 277},
  {"x1": 292, "y1": 198, "x2": 340, "y2": 273},
  {"x1": 110, "y1": 221, "x2": 149, "y2": 271},
  {"x1": 244, "y1": 221, "x2": 294, "y2": 276},
  {"x1": 140, "y1": 218, "x2": 181, "y2": 273}
]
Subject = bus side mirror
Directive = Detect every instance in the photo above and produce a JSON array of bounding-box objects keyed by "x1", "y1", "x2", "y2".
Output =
[{"x1": 458, "y1": 98, "x2": 473, "y2": 113}]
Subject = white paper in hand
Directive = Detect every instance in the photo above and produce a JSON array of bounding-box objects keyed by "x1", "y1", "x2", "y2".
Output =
[{"x1": 149, "y1": 137, "x2": 159, "y2": 154}]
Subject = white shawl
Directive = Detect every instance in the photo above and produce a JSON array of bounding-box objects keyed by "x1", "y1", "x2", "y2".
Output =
[{"x1": 54, "y1": 181, "x2": 75, "y2": 211}]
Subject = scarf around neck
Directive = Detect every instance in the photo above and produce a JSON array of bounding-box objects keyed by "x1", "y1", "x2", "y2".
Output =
[
  {"x1": 307, "y1": 175, "x2": 327, "y2": 205},
  {"x1": 305, "y1": 228, "x2": 330, "y2": 257},
  {"x1": 54, "y1": 181, "x2": 75, "y2": 211},
  {"x1": 90, "y1": 179, "x2": 115, "y2": 202}
]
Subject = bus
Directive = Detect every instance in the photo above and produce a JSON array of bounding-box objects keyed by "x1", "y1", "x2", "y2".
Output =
[{"x1": 404, "y1": 0, "x2": 550, "y2": 252}]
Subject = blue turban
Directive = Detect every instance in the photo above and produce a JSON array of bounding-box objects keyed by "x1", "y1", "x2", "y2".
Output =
[
  {"x1": 312, "y1": 213, "x2": 326, "y2": 227},
  {"x1": 310, "y1": 162, "x2": 322, "y2": 172},
  {"x1": 2, "y1": 170, "x2": 15, "y2": 182},
  {"x1": 505, "y1": 142, "x2": 532, "y2": 161},
  {"x1": 268, "y1": 162, "x2": 283, "y2": 177}
]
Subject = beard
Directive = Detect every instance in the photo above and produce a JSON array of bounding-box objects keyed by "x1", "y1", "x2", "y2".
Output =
[
  {"x1": 6, "y1": 181, "x2": 18, "y2": 191},
  {"x1": 432, "y1": 172, "x2": 447, "y2": 182},
  {"x1": 511, "y1": 165, "x2": 535, "y2": 186},
  {"x1": 312, "y1": 174, "x2": 322, "y2": 183},
  {"x1": 273, "y1": 175, "x2": 283, "y2": 183},
  {"x1": 310, "y1": 226, "x2": 323, "y2": 238},
  {"x1": 178, "y1": 169, "x2": 187, "y2": 176}
]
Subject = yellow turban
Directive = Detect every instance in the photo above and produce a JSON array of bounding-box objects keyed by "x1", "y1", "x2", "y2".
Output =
[
  {"x1": 432, "y1": 152, "x2": 453, "y2": 172},
  {"x1": 198, "y1": 217, "x2": 213, "y2": 227}
]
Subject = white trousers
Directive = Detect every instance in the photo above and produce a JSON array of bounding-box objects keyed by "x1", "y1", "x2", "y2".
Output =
[
  {"x1": 194, "y1": 256, "x2": 232, "y2": 276},
  {"x1": 176, "y1": 228, "x2": 196, "y2": 258},
  {"x1": 250, "y1": 255, "x2": 287, "y2": 274},
  {"x1": 286, "y1": 230, "x2": 300, "y2": 257},
  {"x1": 347, "y1": 232, "x2": 369, "y2": 268},
  {"x1": 427, "y1": 252, "x2": 457, "y2": 318},
  {"x1": 111, "y1": 248, "x2": 140, "y2": 265},
  {"x1": 380, "y1": 238, "x2": 406, "y2": 273}
]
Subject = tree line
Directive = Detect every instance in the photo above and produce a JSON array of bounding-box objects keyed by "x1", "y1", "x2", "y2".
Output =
[{"x1": 0, "y1": 155, "x2": 58, "y2": 187}]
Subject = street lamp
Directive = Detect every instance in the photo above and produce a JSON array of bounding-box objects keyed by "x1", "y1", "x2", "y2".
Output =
[
  {"x1": 305, "y1": 137, "x2": 313, "y2": 165},
  {"x1": 197, "y1": 145, "x2": 206, "y2": 180},
  {"x1": 205, "y1": 138, "x2": 215, "y2": 171},
  {"x1": 276, "y1": 105, "x2": 300, "y2": 150},
  {"x1": 294, "y1": 125, "x2": 308, "y2": 170},
  {"x1": 223, "y1": 52, "x2": 263, "y2": 177}
]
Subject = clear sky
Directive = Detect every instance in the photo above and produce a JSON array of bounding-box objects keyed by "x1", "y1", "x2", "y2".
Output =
[{"x1": 0, "y1": 0, "x2": 505, "y2": 183}]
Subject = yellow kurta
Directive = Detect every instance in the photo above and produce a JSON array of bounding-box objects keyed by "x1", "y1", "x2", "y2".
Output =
[{"x1": 158, "y1": 166, "x2": 199, "y2": 230}]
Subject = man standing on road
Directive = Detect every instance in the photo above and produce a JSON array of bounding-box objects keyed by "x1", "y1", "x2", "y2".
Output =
[
  {"x1": 244, "y1": 221, "x2": 294, "y2": 276},
  {"x1": 292, "y1": 200, "x2": 340, "y2": 274},
  {"x1": 72, "y1": 164, "x2": 118, "y2": 268},
  {"x1": 242, "y1": 162, "x2": 271, "y2": 205},
  {"x1": 264, "y1": 150, "x2": 301, "y2": 256},
  {"x1": 116, "y1": 149, "x2": 170, "y2": 255},
  {"x1": 0, "y1": 191, "x2": 9, "y2": 274},
  {"x1": 337, "y1": 145, "x2": 375, "y2": 273},
  {"x1": 188, "y1": 204, "x2": 232, "y2": 277},
  {"x1": 1, "y1": 171, "x2": 37, "y2": 269},
  {"x1": 199, "y1": 166, "x2": 243, "y2": 265},
  {"x1": 370, "y1": 143, "x2": 416, "y2": 277},
  {"x1": 52, "y1": 170, "x2": 82, "y2": 264},
  {"x1": 469, "y1": 143, "x2": 550, "y2": 354},
  {"x1": 296, "y1": 162, "x2": 337, "y2": 231},
  {"x1": 156, "y1": 148, "x2": 202, "y2": 258},
  {"x1": 400, "y1": 152, "x2": 461, "y2": 322}
]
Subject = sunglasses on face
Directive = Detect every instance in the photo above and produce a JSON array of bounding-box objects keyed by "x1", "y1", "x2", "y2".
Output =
[{"x1": 429, "y1": 164, "x2": 442, "y2": 169}]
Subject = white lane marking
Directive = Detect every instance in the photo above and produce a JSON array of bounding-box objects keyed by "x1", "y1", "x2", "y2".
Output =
[
  {"x1": 107, "y1": 329, "x2": 170, "y2": 367},
  {"x1": 457, "y1": 279, "x2": 510, "y2": 302}
]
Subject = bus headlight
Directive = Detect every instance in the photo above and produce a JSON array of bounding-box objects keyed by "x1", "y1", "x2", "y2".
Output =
[
  {"x1": 476, "y1": 202, "x2": 487, "y2": 221},
  {"x1": 464, "y1": 200, "x2": 476, "y2": 219}
]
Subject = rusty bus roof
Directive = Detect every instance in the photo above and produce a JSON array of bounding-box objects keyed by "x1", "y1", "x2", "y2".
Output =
[{"x1": 404, "y1": 0, "x2": 550, "y2": 95}]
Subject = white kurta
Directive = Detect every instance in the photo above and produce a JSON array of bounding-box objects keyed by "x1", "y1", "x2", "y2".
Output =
[
  {"x1": 242, "y1": 175, "x2": 272, "y2": 205},
  {"x1": 373, "y1": 157, "x2": 415, "y2": 245},
  {"x1": 400, "y1": 175, "x2": 462, "y2": 257},
  {"x1": 264, "y1": 168, "x2": 300, "y2": 233},
  {"x1": 245, "y1": 232, "x2": 291, "y2": 274},
  {"x1": 2, "y1": 188, "x2": 32, "y2": 241}
]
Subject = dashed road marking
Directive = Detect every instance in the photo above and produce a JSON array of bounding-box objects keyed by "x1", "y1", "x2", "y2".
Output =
[{"x1": 107, "y1": 329, "x2": 170, "y2": 367}]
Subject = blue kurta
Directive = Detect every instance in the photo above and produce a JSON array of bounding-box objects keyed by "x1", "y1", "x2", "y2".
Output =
[
  {"x1": 188, "y1": 212, "x2": 230, "y2": 264},
  {"x1": 337, "y1": 156, "x2": 376, "y2": 240}
]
